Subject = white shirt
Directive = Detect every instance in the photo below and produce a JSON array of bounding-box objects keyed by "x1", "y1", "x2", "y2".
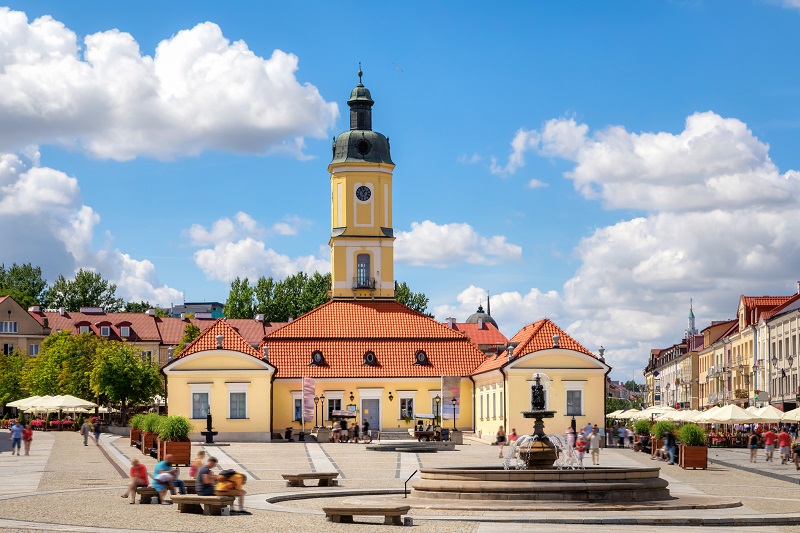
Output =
[{"x1": 589, "y1": 433, "x2": 602, "y2": 450}]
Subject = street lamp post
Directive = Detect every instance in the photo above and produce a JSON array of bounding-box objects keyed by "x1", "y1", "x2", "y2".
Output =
[
  {"x1": 451, "y1": 397, "x2": 457, "y2": 431},
  {"x1": 773, "y1": 355, "x2": 780, "y2": 406},
  {"x1": 314, "y1": 395, "x2": 319, "y2": 428},
  {"x1": 434, "y1": 395, "x2": 441, "y2": 424},
  {"x1": 665, "y1": 383, "x2": 671, "y2": 407},
  {"x1": 319, "y1": 393, "x2": 325, "y2": 424}
]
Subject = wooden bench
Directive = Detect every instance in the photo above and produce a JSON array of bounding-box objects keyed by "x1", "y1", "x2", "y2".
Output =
[
  {"x1": 170, "y1": 495, "x2": 235, "y2": 515},
  {"x1": 135, "y1": 479, "x2": 197, "y2": 503},
  {"x1": 323, "y1": 505, "x2": 411, "y2": 525},
  {"x1": 281, "y1": 472, "x2": 339, "y2": 487}
]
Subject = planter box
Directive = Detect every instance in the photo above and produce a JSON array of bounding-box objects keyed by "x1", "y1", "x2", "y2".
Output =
[
  {"x1": 140, "y1": 432, "x2": 157, "y2": 455},
  {"x1": 650, "y1": 439, "x2": 664, "y2": 457},
  {"x1": 130, "y1": 428, "x2": 141, "y2": 447},
  {"x1": 157, "y1": 439, "x2": 192, "y2": 466},
  {"x1": 679, "y1": 444, "x2": 707, "y2": 470}
]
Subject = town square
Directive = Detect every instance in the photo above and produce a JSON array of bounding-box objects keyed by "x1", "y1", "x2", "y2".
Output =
[{"x1": 2, "y1": 2, "x2": 800, "y2": 531}]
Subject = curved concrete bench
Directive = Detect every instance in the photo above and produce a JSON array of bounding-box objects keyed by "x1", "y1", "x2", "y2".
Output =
[
  {"x1": 323, "y1": 504, "x2": 410, "y2": 525},
  {"x1": 171, "y1": 494, "x2": 235, "y2": 515},
  {"x1": 282, "y1": 472, "x2": 339, "y2": 487}
]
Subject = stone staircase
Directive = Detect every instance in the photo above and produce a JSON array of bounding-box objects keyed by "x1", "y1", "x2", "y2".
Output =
[{"x1": 376, "y1": 428, "x2": 415, "y2": 440}]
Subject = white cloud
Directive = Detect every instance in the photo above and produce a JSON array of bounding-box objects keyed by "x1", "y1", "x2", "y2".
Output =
[
  {"x1": 454, "y1": 111, "x2": 800, "y2": 381},
  {"x1": 527, "y1": 179, "x2": 548, "y2": 189},
  {"x1": 193, "y1": 237, "x2": 329, "y2": 281},
  {"x1": 458, "y1": 153, "x2": 482, "y2": 164},
  {"x1": 780, "y1": 0, "x2": 800, "y2": 8},
  {"x1": 0, "y1": 8, "x2": 338, "y2": 160},
  {"x1": 395, "y1": 220, "x2": 522, "y2": 267},
  {"x1": 271, "y1": 215, "x2": 311, "y2": 236},
  {"x1": 0, "y1": 150, "x2": 182, "y2": 306},
  {"x1": 186, "y1": 211, "x2": 264, "y2": 247}
]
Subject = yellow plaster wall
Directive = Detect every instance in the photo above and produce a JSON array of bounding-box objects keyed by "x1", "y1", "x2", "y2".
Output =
[
  {"x1": 272, "y1": 378, "x2": 473, "y2": 432},
  {"x1": 165, "y1": 352, "x2": 273, "y2": 436}
]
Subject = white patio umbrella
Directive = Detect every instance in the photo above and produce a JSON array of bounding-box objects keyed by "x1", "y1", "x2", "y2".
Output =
[
  {"x1": 752, "y1": 405, "x2": 784, "y2": 423},
  {"x1": 606, "y1": 409, "x2": 624, "y2": 418},
  {"x1": 674, "y1": 410, "x2": 701, "y2": 422},
  {"x1": 781, "y1": 407, "x2": 800, "y2": 422},
  {"x1": 615, "y1": 409, "x2": 641, "y2": 420},
  {"x1": 655, "y1": 410, "x2": 687, "y2": 422},
  {"x1": 633, "y1": 406, "x2": 676, "y2": 420},
  {"x1": 703, "y1": 404, "x2": 758, "y2": 424},
  {"x1": 690, "y1": 406, "x2": 721, "y2": 423},
  {"x1": 35, "y1": 395, "x2": 97, "y2": 411},
  {"x1": 745, "y1": 406, "x2": 760, "y2": 414},
  {"x1": 6, "y1": 395, "x2": 47, "y2": 409}
]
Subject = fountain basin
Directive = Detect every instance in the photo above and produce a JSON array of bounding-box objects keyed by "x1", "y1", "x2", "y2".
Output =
[{"x1": 411, "y1": 466, "x2": 670, "y2": 502}]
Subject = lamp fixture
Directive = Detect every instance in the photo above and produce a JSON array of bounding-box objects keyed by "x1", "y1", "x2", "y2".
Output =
[
  {"x1": 789, "y1": 356, "x2": 795, "y2": 368},
  {"x1": 349, "y1": 392, "x2": 355, "y2": 402},
  {"x1": 314, "y1": 395, "x2": 319, "y2": 406},
  {"x1": 772, "y1": 355, "x2": 779, "y2": 368},
  {"x1": 434, "y1": 394, "x2": 441, "y2": 405},
  {"x1": 451, "y1": 397, "x2": 457, "y2": 406},
  {"x1": 739, "y1": 364, "x2": 744, "y2": 374},
  {"x1": 388, "y1": 391, "x2": 394, "y2": 402}
]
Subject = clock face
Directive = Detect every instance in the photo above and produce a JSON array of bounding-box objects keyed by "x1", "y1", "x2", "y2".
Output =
[{"x1": 356, "y1": 186, "x2": 371, "y2": 202}]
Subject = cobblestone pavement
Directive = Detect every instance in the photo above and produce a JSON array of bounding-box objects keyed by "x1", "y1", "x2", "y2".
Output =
[{"x1": 2, "y1": 431, "x2": 800, "y2": 532}]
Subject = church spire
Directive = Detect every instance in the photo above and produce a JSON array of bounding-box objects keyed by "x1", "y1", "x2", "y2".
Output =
[{"x1": 685, "y1": 298, "x2": 698, "y2": 339}]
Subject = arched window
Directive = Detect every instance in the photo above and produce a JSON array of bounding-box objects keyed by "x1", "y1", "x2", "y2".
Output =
[{"x1": 356, "y1": 253, "x2": 370, "y2": 288}]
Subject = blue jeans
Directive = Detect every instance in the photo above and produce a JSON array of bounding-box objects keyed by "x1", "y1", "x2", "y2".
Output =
[
  {"x1": 11, "y1": 437, "x2": 21, "y2": 450},
  {"x1": 172, "y1": 479, "x2": 186, "y2": 495},
  {"x1": 668, "y1": 445, "x2": 676, "y2": 464}
]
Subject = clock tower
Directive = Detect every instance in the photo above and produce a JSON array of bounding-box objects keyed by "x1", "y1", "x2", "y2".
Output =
[{"x1": 329, "y1": 69, "x2": 396, "y2": 300}]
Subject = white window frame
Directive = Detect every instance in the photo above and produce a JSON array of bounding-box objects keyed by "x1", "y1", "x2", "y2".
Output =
[
  {"x1": 79, "y1": 325, "x2": 90, "y2": 334},
  {"x1": 291, "y1": 390, "x2": 303, "y2": 422},
  {"x1": 564, "y1": 380, "x2": 586, "y2": 416},
  {"x1": 399, "y1": 395, "x2": 415, "y2": 419},
  {"x1": 189, "y1": 383, "x2": 211, "y2": 419},
  {"x1": 227, "y1": 382, "x2": 249, "y2": 419},
  {"x1": 100, "y1": 326, "x2": 110, "y2": 337},
  {"x1": 1, "y1": 321, "x2": 18, "y2": 333},
  {"x1": 120, "y1": 326, "x2": 130, "y2": 338},
  {"x1": 28, "y1": 344, "x2": 40, "y2": 356},
  {"x1": 324, "y1": 391, "x2": 344, "y2": 421}
]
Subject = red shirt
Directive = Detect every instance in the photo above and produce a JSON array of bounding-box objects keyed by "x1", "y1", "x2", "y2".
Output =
[
  {"x1": 22, "y1": 429, "x2": 32, "y2": 441},
  {"x1": 778, "y1": 432, "x2": 791, "y2": 447},
  {"x1": 130, "y1": 463, "x2": 147, "y2": 481},
  {"x1": 763, "y1": 431, "x2": 776, "y2": 445}
]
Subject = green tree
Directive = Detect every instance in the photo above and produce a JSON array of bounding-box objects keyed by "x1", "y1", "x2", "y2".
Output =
[
  {"x1": 273, "y1": 272, "x2": 308, "y2": 321},
  {"x1": 395, "y1": 281, "x2": 431, "y2": 316},
  {"x1": 300, "y1": 272, "x2": 331, "y2": 312},
  {"x1": 124, "y1": 301, "x2": 169, "y2": 316},
  {"x1": 176, "y1": 323, "x2": 201, "y2": 354},
  {"x1": 623, "y1": 380, "x2": 640, "y2": 392},
  {"x1": 22, "y1": 331, "x2": 100, "y2": 399},
  {"x1": 45, "y1": 269, "x2": 124, "y2": 312},
  {"x1": 0, "y1": 263, "x2": 48, "y2": 308},
  {"x1": 223, "y1": 277, "x2": 255, "y2": 319},
  {"x1": 91, "y1": 342, "x2": 162, "y2": 423},
  {"x1": 254, "y1": 276, "x2": 276, "y2": 319},
  {"x1": 0, "y1": 348, "x2": 25, "y2": 406}
]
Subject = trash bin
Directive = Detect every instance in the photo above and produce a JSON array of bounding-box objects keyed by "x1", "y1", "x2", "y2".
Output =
[{"x1": 441, "y1": 428, "x2": 450, "y2": 441}]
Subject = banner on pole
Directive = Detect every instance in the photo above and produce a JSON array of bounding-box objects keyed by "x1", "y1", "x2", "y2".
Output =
[
  {"x1": 302, "y1": 377, "x2": 315, "y2": 422},
  {"x1": 441, "y1": 376, "x2": 461, "y2": 420}
]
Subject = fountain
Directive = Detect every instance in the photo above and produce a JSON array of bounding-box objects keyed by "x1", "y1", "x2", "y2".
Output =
[{"x1": 410, "y1": 373, "x2": 672, "y2": 502}]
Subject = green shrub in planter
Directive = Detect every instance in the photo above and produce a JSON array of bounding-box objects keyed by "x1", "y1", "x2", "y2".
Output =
[
  {"x1": 158, "y1": 415, "x2": 193, "y2": 442},
  {"x1": 634, "y1": 419, "x2": 652, "y2": 435},
  {"x1": 653, "y1": 420, "x2": 676, "y2": 440},
  {"x1": 130, "y1": 414, "x2": 146, "y2": 431},
  {"x1": 141, "y1": 413, "x2": 163, "y2": 434},
  {"x1": 678, "y1": 423, "x2": 706, "y2": 446}
]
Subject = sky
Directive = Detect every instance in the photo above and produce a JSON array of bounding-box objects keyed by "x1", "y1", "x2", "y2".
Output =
[{"x1": 2, "y1": 1, "x2": 800, "y2": 383}]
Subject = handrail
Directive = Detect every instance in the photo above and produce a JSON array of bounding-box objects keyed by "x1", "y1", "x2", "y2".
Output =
[{"x1": 404, "y1": 469, "x2": 418, "y2": 498}]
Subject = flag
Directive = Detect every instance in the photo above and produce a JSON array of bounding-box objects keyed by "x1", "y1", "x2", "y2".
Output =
[
  {"x1": 302, "y1": 377, "x2": 315, "y2": 422},
  {"x1": 441, "y1": 376, "x2": 461, "y2": 420}
]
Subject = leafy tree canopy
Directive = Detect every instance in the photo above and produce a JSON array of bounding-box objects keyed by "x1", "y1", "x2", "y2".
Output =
[
  {"x1": 123, "y1": 300, "x2": 170, "y2": 316},
  {"x1": 0, "y1": 349, "x2": 25, "y2": 406},
  {"x1": 45, "y1": 269, "x2": 124, "y2": 312},
  {"x1": 395, "y1": 281, "x2": 431, "y2": 316},
  {"x1": 176, "y1": 323, "x2": 201, "y2": 354},
  {"x1": 0, "y1": 263, "x2": 48, "y2": 309},
  {"x1": 22, "y1": 331, "x2": 101, "y2": 399}
]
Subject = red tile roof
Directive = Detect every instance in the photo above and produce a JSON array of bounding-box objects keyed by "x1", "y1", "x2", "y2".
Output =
[
  {"x1": 740, "y1": 295, "x2": 794, "y2": 326},
  {"x1": 174, "y1": 319, "x2": 262, "y2": 359},
  {"x1": 471, "y1": 318, "x2": 595, "y2": 376},
  {"x1": 447, "y1": 322, "x2": 508, "y2": 348},
  {"x1": 261, "y1": 300, "x2": 486, "y2": 378},
  {"x1": 32, "y1": 311, "x2": 162, "y2": 342},
  {"x1": 761, "y1": 292, "x2": 800, "y2": 321}
]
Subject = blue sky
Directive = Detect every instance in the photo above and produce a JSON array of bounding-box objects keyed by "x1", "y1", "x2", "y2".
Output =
[{"x1": 2, "y1": 1, "x2": 800, "y2": 381}]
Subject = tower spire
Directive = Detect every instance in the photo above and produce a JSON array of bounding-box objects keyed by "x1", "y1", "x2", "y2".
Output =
[{"x1": 685, "y1": 298, "x2": 697, "y2": 338}]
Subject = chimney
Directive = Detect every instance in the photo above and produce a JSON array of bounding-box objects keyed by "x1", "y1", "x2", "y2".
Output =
[
  {"x1": 28, "y1": 305, "x2": 40, "y2": 312},
  {"x1": 797, "y1": 280, "x2": 800, "y2": 294},
  {"x1": 167, "y1": 346, "x2": 174, "y2": 362},
  {"x1": 255, "y1": 313, "x2": 265, "y2": 323},
  {"x1": 507, "y1": 345, "x2": 515, "y2": 361},
  {"x1": 477, "y1": 318, "x2": 484, "y2": 329},
  {"x1": 289, "y1": 317, "x2": 294, "y2": 322},
  {"x1": 42, "y1": 317, "x2": 49, "y2": 328},
  {"x1": 598, "y1": 346, "x2": 605, "y2": 362},
  {"x1": 262, "y1": 346, "x2": 269, "y2": 362},
  {"x1": 445, "y1": 317, "x2": 456, "y2": 329},
  {"x1": 552, "y1": 334, "x2": 560, "y2": 348},
  {"x1": 180, "y1": 313, "x2": 186, "y2": 320},
  {"x1": 58, "y1": 307, "x2": 66, "y2": 316},
  {"x1": 146, "y1": 308, "x2": 155, "y2": 316},
  {"x1": 216, "y1": 334, "x2": 224, "y2": 349}
]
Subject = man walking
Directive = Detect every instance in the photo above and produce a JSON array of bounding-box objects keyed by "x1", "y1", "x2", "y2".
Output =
[
  {"x1": 664, "y1": 429, "x2": 677, "y2": 465},
  {"x1": 763, "y1": 426, "x2": 776, "y2": 462},
  {"x1": 778, "y1": 427, "x2": 792, "y2": 465},
  {"x1": 8, "y1": 419, "x2": 23, "y2": 456},
  {"x1": 80, "y1": 419, "x2": 91, "y2": 446},
  {"x1": 589, "y1": 425, "x2": 602, "y2": 465}
]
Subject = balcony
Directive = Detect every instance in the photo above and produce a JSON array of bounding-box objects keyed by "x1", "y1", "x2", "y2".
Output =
[
  {"x1": 734, "y1": 389, "x2": 748, "y2": 399},
  {"x1": 352, "y1": 277, "x2": 376, "y2": 290}
]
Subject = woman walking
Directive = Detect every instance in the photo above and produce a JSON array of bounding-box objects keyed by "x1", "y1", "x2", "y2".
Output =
[
  {"x1": 497, "y1": 426, "x2": 507, "y2": 458},
  {"x1": 748, "y1": 430, "x2": 760, "y2": 463},
  {"x1": 22, "y1": 424, "x2": 33, "y2": 456}
]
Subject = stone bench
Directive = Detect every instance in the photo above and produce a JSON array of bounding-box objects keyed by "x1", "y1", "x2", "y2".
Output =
[
  {"x1": 170, "y1": 494, "x2": 235, "y2": 515},
  {"x1": 323, "y1": 505, "x2": 411, "y2": 525},
  {"x1": 281, "y1": 472, "x2": 339, "y2": 487},
  {"x1": 135, "y1": 480, "x2": 196, "y2": 503}
]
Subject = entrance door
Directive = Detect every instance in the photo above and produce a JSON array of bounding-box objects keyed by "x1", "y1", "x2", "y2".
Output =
[{"x1": 362, "y1": 399, "x2": 380, "y2": 431}]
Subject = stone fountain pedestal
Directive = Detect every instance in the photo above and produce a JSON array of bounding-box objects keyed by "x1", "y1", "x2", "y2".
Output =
[{"x1": 518, "y1": 409, "x2": 557, "y2": 469}]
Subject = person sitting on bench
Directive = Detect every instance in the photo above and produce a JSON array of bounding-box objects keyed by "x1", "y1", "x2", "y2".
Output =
[{"x1": 215, "y1": 468, "x2": 249, "y2": 515}]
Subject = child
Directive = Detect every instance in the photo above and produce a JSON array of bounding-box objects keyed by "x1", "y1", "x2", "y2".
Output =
[{"x1": 575, "y1": 434, "x2": 586, "y2": 466}]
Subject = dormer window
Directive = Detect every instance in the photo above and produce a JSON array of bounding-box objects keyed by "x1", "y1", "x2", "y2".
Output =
[
  {"x1": 363, "y1": 350, "x2": 378, "y2": 366},
  {"x1": 120, "y1": 326, "x2": 130, "y2": 338},
  {"x1": 79, "y1": 326, "x2": 90, "y2": 334},
  {"x1": 100, "y1": 326, "x2": 110, "y2": 337},
  {"x1": 309, "y1": 350, "x2": 327, "y2": 367}
]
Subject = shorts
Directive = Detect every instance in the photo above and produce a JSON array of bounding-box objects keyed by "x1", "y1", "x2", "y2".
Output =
[
  {"x1": 749, "y1": 444, "x2": 759, "y2": 450},
  {"x1": 590, "y1": 448, "x2": 600, "y2": 457},
  {"x1": 765, "y1": 444, "x2": 775, "y2": 453},
  {"x1": 11, "y1": 437, "x2": 21, "y2": 449},
  {"x1": 197, "y1": 487, "x2": 215, "y2": 496},
  {"x1": 779, "y1": 446, "x2": 790, "y2": 456}
]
